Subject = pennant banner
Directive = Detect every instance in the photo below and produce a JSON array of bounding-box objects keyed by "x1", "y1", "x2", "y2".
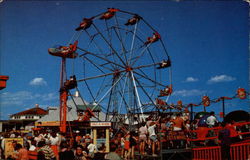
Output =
[
  {"x1": 237, "y1": 88, "x2": 246, "y2": 99},
  {"x1": 202, "y1": 96, "x2": 210, "y2": 107},
  {"x1": 156, "y1": 88, "x2": 248, "y2": 111}
]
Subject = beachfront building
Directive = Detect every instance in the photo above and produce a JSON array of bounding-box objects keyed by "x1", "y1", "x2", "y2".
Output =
[{"x1": 7, "y1": 104, "x2": 48, "y2": 131}]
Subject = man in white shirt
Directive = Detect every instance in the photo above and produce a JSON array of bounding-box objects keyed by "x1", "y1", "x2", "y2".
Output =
[
  {"x1": 87, "y1": 140, "x2": 97, "y2": 158},
  {"x1": 206, "y1": 111, "x2": 218, "y2": 127},
  {"x1": 148, "y1": 122, "x2": 157, "y2": 156}
]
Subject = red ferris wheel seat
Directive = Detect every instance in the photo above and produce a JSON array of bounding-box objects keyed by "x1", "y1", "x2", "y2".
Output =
[
  {"x1": 75, "y1": 18, "x2": 93, "y2": 31},
  {"x1": 100, "y1": 8, "x2": 119, "y2": 20},
  {"x1": 159, "y1": 84, "x2": 173, "y2": 97},
  {"x1": 125, "y1": 15, "x2": 141, "y2": 26},
  {"x1": 145, "y1": 32, "x2": 161, "y2": 45}
]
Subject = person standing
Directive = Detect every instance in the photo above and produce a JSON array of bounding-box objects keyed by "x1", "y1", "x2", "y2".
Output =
[
  {"x1": 120, "y1": 133, "x2": 125, "y2": 158},
  {"x1": 59, "y1": 141, "x2": 74, "y2": 160},
  {"x1": 49, "y1": 132, "x2": 60, "y2": 160},
  {"x1": 13, "y1": 143, "x2": 29, "y2": 160},
  {"x1": 206, "y1": 112, "x2": 218, "y2": 128},
  {"x1": 129, "y1": 131, "x2": 137, "y2": 159},
  {"x1": 105, "y1": 142, "x2": 122, "y2": 160},
  {"x1": 218, "y1": 122, "x2": 231, "y2": 160},
  {"x1": 172, "y1": 113, "x2": 184, "y2": 131},
  {"x1": 87, "y1": 139, "x2": 97, "y2": 159},
  {"x1": 148, "y1": 122, "x2": 157, "y2": 156},
  {"x1": 139, "y1": 122, "x2": 147, "y2": 155},
  {"x1": 74, "y1": 145, "x2": 87, "y2": 160},
  {"x1": 37, "y1": 140, "x2": 56, "y2": 160}
]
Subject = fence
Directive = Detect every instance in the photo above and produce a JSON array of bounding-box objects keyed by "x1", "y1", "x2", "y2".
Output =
[
  {"x1": 230, "y1": 142, "x2": 250, "y2": 160},
  {"x1": 192, "y1": 146, "x2": 221, "y2": 160},
  {"x1": 192, "y1": 142, "x2": 250, "y2": 160}
]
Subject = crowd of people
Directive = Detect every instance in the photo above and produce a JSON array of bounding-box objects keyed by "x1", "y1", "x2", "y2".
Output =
[
  {"x1": 0, "y1": 131, "x2": 120, "y2": 160},
  {"x1": 0, "y1": 111, "x2": 249, "y2": 160}
]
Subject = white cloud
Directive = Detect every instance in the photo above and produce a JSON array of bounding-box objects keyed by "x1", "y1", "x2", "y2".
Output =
[
  {"x1": 0, "y1": 91, "x2": 57, "y2": 106},
  {"x1": 173, "y1": 89, "x2": 207, "y2": 97},
  {"x1": 0, "y1": 91, "x2": 34, "y2": 105},
  {"x1": 29, "y1": 78, "x2": 47, "y2": 86},
  {"x1": 41, "y1": 93, "x2": 58, "y2": 101},
  {"x1": 184, "y1": 77, "x2": 199, "y2": 82},
  {"x1": 208, "y1": 75, "x2": 236, "y2": 84}
]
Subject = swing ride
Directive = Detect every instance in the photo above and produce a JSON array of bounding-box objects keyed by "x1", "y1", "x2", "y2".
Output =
[{"x1": 48, "y1": 8, "x2": 172, "y2": 132}]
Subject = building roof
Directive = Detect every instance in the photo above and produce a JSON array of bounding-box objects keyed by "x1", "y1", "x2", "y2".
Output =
[
  {"x1": 11, "y1": 107, "x2": 48, "y2": 117},
  {"x1": 37, "y1": 96, "x2": 109, "y2": 122}
]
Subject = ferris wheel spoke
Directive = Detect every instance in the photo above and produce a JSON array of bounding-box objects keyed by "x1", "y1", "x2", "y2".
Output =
[
  {"x1": 130, "y1": 43, "x2": 152, "y2": 67},
  {"x1": 67, "y1": 31, "x2": 82, "y2": 46},
  {"x1": 78, "y1": 47, "x2": 124, "y2": 69},
  {"x1": 84, "y1": 30, "x2": 105, "y2": 55},
  {"x1": 91, "y1": 72, "x2": 125, "y2": 111},
  {"x1": 112, "y1": 26, "x2": 145, "y2": 44},
  {"x1": 130, "y1": 71, "x2": 145, "y2": 118},
  {"x1": 81, "y1": 56, "x2": 111, "y2": 74},
  {"x1": 92, "y1": 23, "x2": 127, "y2": 66},
  {"x1": 132, "y1": 62, "x2": 159, "y2": 71},
  {"x1": 95, "y1": 76, "x2": 109, "y2": 101},
  {"x1": 83, "y1": 79, "x2": 96, "y2": 102},
  {"x1": 137, "y1": 68, "x2": 156, "y2": 85},
  {"x1": 133, "y1": 75, "x2": 158, "y2": 109},
  {"x1": 104, "y1": 20, "x2": 114, "y2": 62},
  {"x1": 114, "y1": 15, "x2": 127, "y2": 54},
  {"x1": 118, "y1": 74, "x2": 129, "y2": 113},
  {"x1": 78, "y1": 71, "x2": 116, "y2": 82},
  {"x1": 111, "y1": 26, "x2": 147, "y2": 62},
  {"x1": 128, "y1": 22, "x2": 139, "y2": 66},
  {"x1": 112, "y1": 26, "x2": 128, "y2": 63},
  {"x1": 134, "y1": 70, "x2": 165, "y2": 87},
  {"x1": 105, "y1": 79, "x2": 115, "y2": 121}
]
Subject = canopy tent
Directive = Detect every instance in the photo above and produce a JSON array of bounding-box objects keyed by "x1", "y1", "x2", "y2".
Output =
[{"x1": 224, "y1": 110, "x2": 250, "y2": 123}]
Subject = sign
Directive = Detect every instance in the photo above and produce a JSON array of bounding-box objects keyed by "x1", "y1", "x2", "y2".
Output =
[
  {"x1": 90, "y1": 122, "x2": 111, "y2": 127},
  {"x1": 35, "y1": 121, "x2": 60, "y2": 126},
  {"x1": 96, "y1": 138, "x2": 106, "y2": 145},
  {"x1": 4, "y1": 138, "x2": 23, "y2": 159}
]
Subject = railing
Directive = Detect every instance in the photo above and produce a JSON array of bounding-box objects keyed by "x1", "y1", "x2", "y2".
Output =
[
  {"x1": 230, "y1": 142, "x2": 250, "y2": 160},
  {"x1": 192, "y1": 146, "x2": 221, "y2": 160},
  {"x1": 187, "y1": 122, "x2": 250, "y2": 143},
  {"x1": 192, "y1": 142, "x2": 250, "y2": 160}
]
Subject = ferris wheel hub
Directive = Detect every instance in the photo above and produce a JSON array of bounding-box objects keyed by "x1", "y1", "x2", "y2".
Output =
[{"x1": 125, "y1": 66, "x2": 133, "y2": 72}]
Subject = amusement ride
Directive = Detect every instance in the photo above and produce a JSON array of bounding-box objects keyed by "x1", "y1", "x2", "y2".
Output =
[{"x1": 48, "y1": 8, "x2": 172, "y2": 133}]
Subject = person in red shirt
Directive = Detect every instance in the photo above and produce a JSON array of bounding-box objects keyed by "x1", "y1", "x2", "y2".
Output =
[
  {"x1": 172, "y1": 113, "x2": 184, "y2": 131},
  {"x1": 226, "y1": 120, "x2": 240, "y2": 143},
  {"x1": 13, "y1": 143, "x2": 29, "y2": 160}
]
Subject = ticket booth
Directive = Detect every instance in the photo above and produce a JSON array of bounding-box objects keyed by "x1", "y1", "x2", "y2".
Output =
[{"x1": 90, "y1": 122, "x2": 111, "y2": 152}]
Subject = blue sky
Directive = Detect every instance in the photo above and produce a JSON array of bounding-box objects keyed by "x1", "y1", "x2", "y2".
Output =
[{"x1": 0, "y1": 0, "x2": 249, "y2": 120}]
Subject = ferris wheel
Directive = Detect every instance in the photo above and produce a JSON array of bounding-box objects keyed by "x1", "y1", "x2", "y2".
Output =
[{"x1": 50, "y1": 8, "x2": 172, "y2": 128}]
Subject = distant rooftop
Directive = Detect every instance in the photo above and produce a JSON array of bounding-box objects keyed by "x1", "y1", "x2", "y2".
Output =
[{"x1": 10, "y1": 105, "x2": 48, "y2": 117}]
